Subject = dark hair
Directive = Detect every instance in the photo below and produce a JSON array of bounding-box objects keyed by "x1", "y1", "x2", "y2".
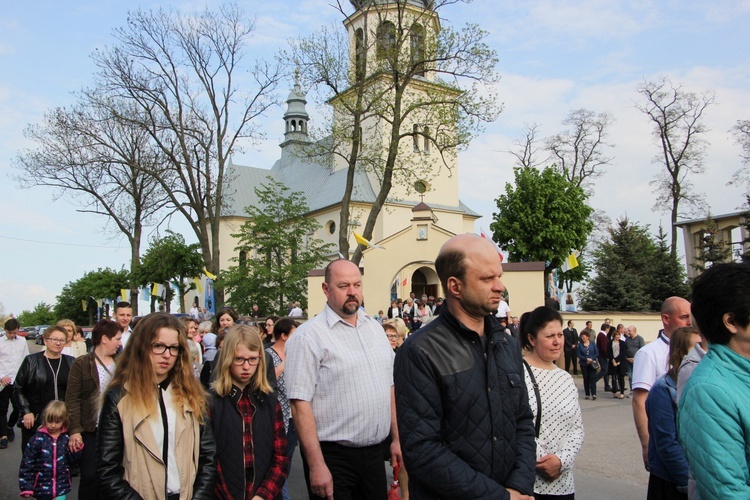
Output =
[
  {"x1": 580, "y1": 330, "x2": 590, "y2": 340},
  {"x1": 520, "y1": 306, "x2": 563, "y2": 350},
  {"x1": 92, "y1": 319, "x2": 123, "y2": 346},
  {"x1": 600, "y1": 323, "x2": 609, "y2": 331},
  {"x1": 114, "y1": 301, "x2": 132, "y2": 313},
  {"x1": 4, "y1": 318, "x2": 19, "y2": 331},
  {"x1": 567, "y1": 320, "x2": 574, "y2": 327},
  {"x1": 691, "y1": 262, "x2": 750, "y2": 345},
  {"x1": 435, "y1": 248, "x2": 467, "y2": 295},
  {"x1": 272, "y1": 318, "x2": 298, "y2": 341},
  {"x1": 213, "y1": 307, "x2": 239, "y2": 334}
]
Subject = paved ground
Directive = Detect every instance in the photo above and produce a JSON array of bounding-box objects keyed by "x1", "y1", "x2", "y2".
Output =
[{"x1": 0, "y1": 341, "x2": 647, "y2": 498}]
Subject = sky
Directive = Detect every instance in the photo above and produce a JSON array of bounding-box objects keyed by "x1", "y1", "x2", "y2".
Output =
[{"x1": 1, "y1": 0, "x2": 749, "y2": 316}]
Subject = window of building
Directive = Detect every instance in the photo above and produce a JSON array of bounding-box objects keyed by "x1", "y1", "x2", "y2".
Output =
[
  {"x1": 423, "y1": 126, "x2": 430, "y2": 153},
  {"x1": 355, "y1": 28, "x2": 366, "y2": 81},
  {"x1": 410, "y1": 23, "x2": 425, "y2": 76},
  {"x1": 377, "y1": 21, "x2": 397, "y2": 62},
  {"x1": 413, "y1": 124, "x2": 420, "y2": 152}
]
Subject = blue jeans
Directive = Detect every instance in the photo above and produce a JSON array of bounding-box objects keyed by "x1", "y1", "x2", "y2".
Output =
[{"x1": 627, "y1": 360, "x2": 634, "y2": 391}]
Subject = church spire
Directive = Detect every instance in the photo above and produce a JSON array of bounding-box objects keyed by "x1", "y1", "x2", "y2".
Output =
[{"x1": 281, "y1": 69, "x2": 310, "y2": 146}]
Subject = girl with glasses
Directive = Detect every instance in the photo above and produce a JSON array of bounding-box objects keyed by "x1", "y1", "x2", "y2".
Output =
[
  {"x1": 209, "y1": 325, "x2": 289, "y2": 499},
  {"x1": 14, "y1": 326, "x2": 76, "y2": 451},
  {"x1": 97, "y1": 313, "x2": 216, "y2": 499}
]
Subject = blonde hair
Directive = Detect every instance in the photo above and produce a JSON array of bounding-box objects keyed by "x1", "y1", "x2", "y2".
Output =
[
  {"x1": 57, "y1": 319, "x2": 76, "y2": 341},
  {"x1": 108, "y1": 313, "x2": 208, "y2": 421},
  {"x1": 41, "y1": 400, "x2": 69, "y2": 428},
  {"x1": 386, "y1": 317, "x2": 409, "y2": 340},
  {"x1": 212, "y1": 325, "x2": 272, "y2": 397}
]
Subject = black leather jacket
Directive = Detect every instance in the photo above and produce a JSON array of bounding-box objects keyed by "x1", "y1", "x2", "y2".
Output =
[
  {"x1": 13, "y1": 352, "x2": 75, "y2": 423},
  {"x1": 394, "y1": 307, "x2": 536, "y2": 499}
]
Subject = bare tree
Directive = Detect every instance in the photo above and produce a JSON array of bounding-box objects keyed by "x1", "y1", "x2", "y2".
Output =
[
  {"x1": 731, "y1": 119, "x2": 750, "y2": 192},
  {"x1": 13, "y1": 98, "x2": 171, "y2": 313},
  {"x1": 546, "y1": 109, "x2": 614, "y2": 189},
  {"x1": 508, "y1": 123, "x2": 549, "y2": 168},
  {"x1": 90, "y1": 3, "x2": 282, "y2": 306},
  {"x1": 286, "y1": 0, "x2": 501, "y2": 263},
  {"x1": 636, "y1": 77, "x2": 714, "y2": 256}
]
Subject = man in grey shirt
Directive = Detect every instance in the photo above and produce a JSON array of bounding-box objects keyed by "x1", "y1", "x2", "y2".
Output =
[{"x1": 624, "y1": 325, "x2": 645, "y2": 395}]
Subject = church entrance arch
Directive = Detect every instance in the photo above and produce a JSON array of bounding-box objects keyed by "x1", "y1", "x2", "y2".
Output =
[{"x1": 389, "y1": 262, "x2": 439, "y2": 301}]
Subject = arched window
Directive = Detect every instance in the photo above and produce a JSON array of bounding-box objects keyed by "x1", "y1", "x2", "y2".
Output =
[
  {"x1": 355, "y1": 28, "x2": 366, "y2": 81},
  {"x1": 410, "y1": 23, "x2": 425, "y2": 76},
  {"x1": 423, "y1": 126, "x2": 430, "y2": 153},
  {"x1": 413, "y1": 124, "x2": 420, "y2": 152},
  {"x1": 377, "y1": 21, "x2": 397, "y2": 62},
  {"x1": 239, "y1": 250, "x2": 247, "y2": 268}
]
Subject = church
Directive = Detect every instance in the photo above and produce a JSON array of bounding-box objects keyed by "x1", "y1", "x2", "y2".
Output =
[{"x1": 216, "y1": 0, "x2": 541, "y2": 315}]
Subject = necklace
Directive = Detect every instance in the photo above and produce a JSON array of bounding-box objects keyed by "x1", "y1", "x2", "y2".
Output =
[{"x1": 45, "y1": 355, "x2": 62, "y2": 401}]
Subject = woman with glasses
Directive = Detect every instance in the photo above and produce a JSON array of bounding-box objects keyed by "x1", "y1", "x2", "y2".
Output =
[
  {"x1": 209, "y1": 325, "x2": 289, "y2": 499},
  {"x1": 262, "y1": 316, "x2": 280, "y2": 348},
  {"x1": 14, "y1": 325, "x2": 76, "y2": 451},
  {"x1": 97, "y1": 313, "x2": 216, "y2": 499},
  {"x1": 65, "y1": 319, "x2": 123, "y2": 499}
]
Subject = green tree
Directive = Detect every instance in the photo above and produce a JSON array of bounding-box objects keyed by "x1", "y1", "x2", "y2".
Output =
[
  {"x1": 17, "y1": 302, "x2": 57, "y2": 327},
  {"x1": 55, "y1": 268, "x2": 130, "y2": 325},
  {"x1": 136, "y1": 231, "x2": 204, "y2": 313},
  {"x1": 491, "y1": 166, "x2": 593, "y2": 286},
  {"x1": 691, "y1": 213, "x2": 733, "y2": 273},
  {"x1": 646, "y1": 225, "x2": 690, "y2": 308},
  {"x1": 219, "y1": 178, "x2": 333, "y2": 315}
]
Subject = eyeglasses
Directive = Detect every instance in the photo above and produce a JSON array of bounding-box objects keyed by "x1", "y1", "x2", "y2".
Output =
[
  {"x1": 386, "y1": 334, "x2": 398, "y2": 339},
  {"x1": 151, "y1": 343, "x2": 183, "y2": 356},
  {"x1": 45, "y1": 338, "x2": 67, "y2": 344},
  {"x1": 233, "y1": 356, "x2": 261, "y2": 366}
]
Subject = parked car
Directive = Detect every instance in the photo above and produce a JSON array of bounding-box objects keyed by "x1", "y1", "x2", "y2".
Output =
[
  {"x1": 35, "y1": 326, "x2": 49, "y2": 345},
  {"x1": 18, "y1": 327, "x2": 35, "y2": 338}
]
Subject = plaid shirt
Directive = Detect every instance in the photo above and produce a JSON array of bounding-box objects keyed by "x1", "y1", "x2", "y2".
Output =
[{"x1": 215, "y1": 386, "x2": 289, "y2": 499}]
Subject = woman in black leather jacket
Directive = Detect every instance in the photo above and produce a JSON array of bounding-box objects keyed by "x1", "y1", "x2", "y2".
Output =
[{"x1": 13, "y1": 325, "x2": 75, "y2": 450}]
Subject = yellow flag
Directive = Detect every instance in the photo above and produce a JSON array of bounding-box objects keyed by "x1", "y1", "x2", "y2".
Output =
[
  {"x1": 353, "y1": 232, "x2": 385, "y2": 249},
  {"x1": 203, "y1": 267, "x2": 217, "y2": 280},
  {"x1": 193, "y1": 277, "x2": 203, "y2": 293},
  {"x1": 81, "y1": 299, "x2": 87, "y2": 311},
  {"x1": 120, "y1": 289, "x2": 128, "y2": 302}
]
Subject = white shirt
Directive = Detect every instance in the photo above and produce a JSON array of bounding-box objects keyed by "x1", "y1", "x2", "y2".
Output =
[
  {"x1": 149, "y1": 384, "x2": 180, "y2": 495},
  {"x1": 523, "y1": 364, "x2": 583, "y2": 496},
  {"x1": 285, "y1": 304, "x2": 394, "y2": 446},
  {"x1": 632, "y1": 330, "x2": 670, "y2": 391},
  {"x1": 121, "y1": 327, "x2": 133, "y2": 347},
  {"x1": 495, "y1": 300, "x2": 511, "y2": 318},
  {"x1": 289, "y1": 307, "x2": 304, "y2": 318},
  {"x1": 0, "y1": 335, "x2": 29, "y2": 382}
]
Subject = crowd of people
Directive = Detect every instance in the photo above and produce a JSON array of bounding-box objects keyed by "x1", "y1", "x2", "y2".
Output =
[{"x1": 1, "y1": 241, "x2": 748, "y2": 499}]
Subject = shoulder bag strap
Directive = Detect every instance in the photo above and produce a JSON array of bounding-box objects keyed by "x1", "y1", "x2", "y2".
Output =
[{"x1": 522, "y1": 359, "x2": 541, "y2": 438}]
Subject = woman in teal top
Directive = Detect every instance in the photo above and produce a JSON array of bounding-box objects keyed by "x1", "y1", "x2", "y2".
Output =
[{"x1": 678, "y1": 262, "x2": 750, "y2": 499}]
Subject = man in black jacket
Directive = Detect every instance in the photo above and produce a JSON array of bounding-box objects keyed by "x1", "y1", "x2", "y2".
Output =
[
  {"x1": 563, "y1": 320, "x2": 579, "y2": 375},
  {"x1": 394, "y1": 234, "x2": 535, "y2": 499}
]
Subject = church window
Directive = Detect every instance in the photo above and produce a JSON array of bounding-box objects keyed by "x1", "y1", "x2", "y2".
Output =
[
  {"x1": 423, "y1": 126, "x2": 430, "y2": 153},
  {"x1": 410, "y1": 23, "x2": 425, "y2": 76},
  {"x1": 413, "y1": 124, "x2": 420, "y2": 152},
  {"x1": 377, "y1": 21, "x2": 397, "y2": 62},
  {"x1": 414, "y1": 180, "x2": 428, "y2": 194},
  {"x1": 355, "y1": 28, "x2": 366, "y2": 81},
  {"x1": 239, "y1": 250, "x2": 247, "y2": 267},
  {"x1": 328, "y1": 220, "x2": 336, "y2": 234}
]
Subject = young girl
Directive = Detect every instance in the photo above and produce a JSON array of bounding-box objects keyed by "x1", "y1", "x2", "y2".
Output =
[
  {"x1": 19, "y1": 401, "x2": 81, "y2": 499},
  {"x1": 209, "y1": 325, "x2": 289, "y2": 499}
]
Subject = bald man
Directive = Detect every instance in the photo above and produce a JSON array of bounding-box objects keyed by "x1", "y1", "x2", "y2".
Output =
[
  {"x1": 394, "y1": 234, "x2": 535, "y2": 499},
  {"x1": 632, "y1": 296, "x2": 692, "y2": 469}
]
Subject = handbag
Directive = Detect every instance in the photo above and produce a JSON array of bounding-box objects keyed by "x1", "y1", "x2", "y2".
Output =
[
  {"x1": 591, "y1": 359, "x2": 600, "y2": 370},
  {"x1": 522, "y1": 360, "x2": 541, "y2": 438},
  {"x1": 387, "y1": 463, "x2": 401, "y2": 500}
]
